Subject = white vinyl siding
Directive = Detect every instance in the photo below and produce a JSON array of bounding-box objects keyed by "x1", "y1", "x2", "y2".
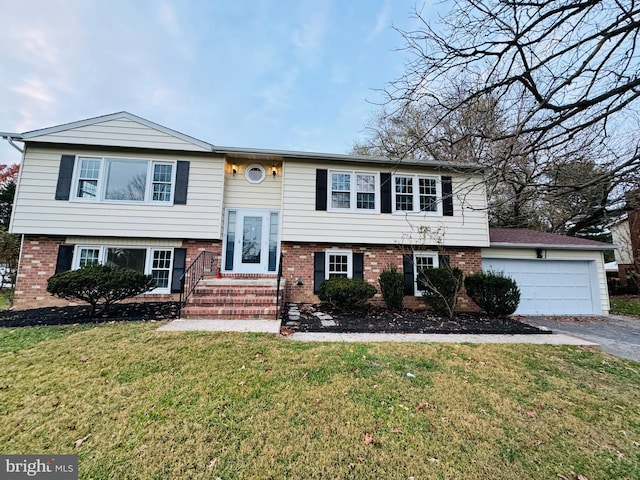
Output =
[
  {"x1": 25, "y1": 118, "x2": 210, "y2": 152},
  {"x1": 223, "y1": 161, "x2": 282, "y2": 210},
  {"x1": 10, "y1": 147, "x2": 225, "y2": 239},
  {"x1": 481, "y1": 247, "x2": 610, "y2": 315},
  {"x1": 281, "y1": 161, "x2": 490, "y2": 246}
]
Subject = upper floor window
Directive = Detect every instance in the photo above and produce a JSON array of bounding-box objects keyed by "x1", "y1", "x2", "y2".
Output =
[
  {"x1": 73, "y1": 156, "x2": 176, "y2": 204},
  {"x1": 393, "y1": 175, "x2": 441, "y2": 215},
  {"x1": 328, "y1": 170, "x2": 378, "y2": 212}
]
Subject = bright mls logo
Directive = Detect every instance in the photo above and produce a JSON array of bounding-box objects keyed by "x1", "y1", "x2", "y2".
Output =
[{"x1": 1, "y1": 455, "x2": 77, "y2": 479}]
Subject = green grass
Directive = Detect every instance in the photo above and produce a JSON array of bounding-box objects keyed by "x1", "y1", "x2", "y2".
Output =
[
  {"x1": 610, "y1": 297, "x2": 640, "y2": 316},
  {"x1": 1, "y1": 322, "x2": 639, "y2": 479}
]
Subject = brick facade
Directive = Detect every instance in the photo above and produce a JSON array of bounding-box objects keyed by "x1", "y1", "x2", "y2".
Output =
[
  {"x1": 13, "y1": 235, "x2": 223, "y2": 310},
  {"x1": 281, "y1": 241, "x2": 482, "y2": 311}
]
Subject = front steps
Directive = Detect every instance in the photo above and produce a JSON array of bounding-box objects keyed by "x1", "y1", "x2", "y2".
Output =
[{"x1": 180, "y1": 278, "x2": 285, "y2": 320}]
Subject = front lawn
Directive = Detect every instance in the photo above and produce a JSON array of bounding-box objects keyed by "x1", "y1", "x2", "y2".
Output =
[{"x1": 1, "y1": 322, "x2": 639, "y2": 479}]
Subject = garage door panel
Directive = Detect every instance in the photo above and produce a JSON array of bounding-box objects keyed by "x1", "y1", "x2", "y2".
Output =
[{"x1": 482, "y1": 258, "x2": 599, "y2": 315}]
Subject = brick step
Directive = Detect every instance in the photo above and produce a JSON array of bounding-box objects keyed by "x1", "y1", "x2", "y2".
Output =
[
  {"x1": 193, "y1": 287, "x2": 278, "y2": 296},
  {"x1": 188, "y1": 295, "x2": 277, "y2": 306}
]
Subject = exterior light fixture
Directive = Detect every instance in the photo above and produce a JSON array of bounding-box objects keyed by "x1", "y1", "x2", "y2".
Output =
[
  {"x1": 232, "y1": 164, "x2": 237, "y2": 176},
  {"x1": 272, "y1": 164, "x2": 277, "y2": 177}
]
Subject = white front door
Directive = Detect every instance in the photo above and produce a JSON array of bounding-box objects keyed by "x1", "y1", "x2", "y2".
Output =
[{"x1": 224, "y1": 209, "x2": 279, "y2": 274}]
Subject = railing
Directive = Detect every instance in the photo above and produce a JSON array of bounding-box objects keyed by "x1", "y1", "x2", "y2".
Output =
[
  {"x1": 179, "y1": 251, "x2": 217, "y2": 315},
  {"x1": 275, "y1": 252, "x2": 284, "y2": 320}
]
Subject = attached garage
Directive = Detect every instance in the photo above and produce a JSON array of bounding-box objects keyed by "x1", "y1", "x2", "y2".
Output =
[{"x1": 483, "y1": 229, "x2": 614, "y2": 316}]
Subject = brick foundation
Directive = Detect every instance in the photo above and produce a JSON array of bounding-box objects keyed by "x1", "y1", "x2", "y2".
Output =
[
  {"x1": 13, "y1": 235, "x2": 223, "y2": 310},
  {"x1": 281, "y1": 242, "x2": 482, "y2": 311}
]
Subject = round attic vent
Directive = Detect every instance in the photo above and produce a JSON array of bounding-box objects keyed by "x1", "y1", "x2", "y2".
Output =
[{"x1": 245, "y1": 164, "x2": 266, "y2": 184}]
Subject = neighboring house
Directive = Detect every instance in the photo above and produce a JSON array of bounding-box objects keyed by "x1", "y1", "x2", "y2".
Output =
[
  {"x1": 2, "y1": 112, "x2": 613, "y2": 317},
  {"x1": 609, "y1": 213, "x2": 636, "y2": 283}
]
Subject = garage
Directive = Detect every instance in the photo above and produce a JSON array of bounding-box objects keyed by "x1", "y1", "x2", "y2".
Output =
[
  {"x1": 482, "y1": 258, "x2": 599, "y2": 315},
  {"x1": 484, "y1": 229, "x2": 614, "y2": 316}
]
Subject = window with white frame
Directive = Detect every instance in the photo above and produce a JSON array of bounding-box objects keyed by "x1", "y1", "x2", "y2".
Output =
[
  {"x1": 74, "y1": 246, "x2": 174, "y2": 291},
  {"x1": 329, "y1": 170, "x2": 378, "y2": 212},
  {"x1": 393, "y1": 175, "x2": 441, "y2": 214},
  {"x1": 73, "y1": 156, "x2": 175, "y2": 204},
  {"x1": 326, "y1": 249, "x2": 352, "y2": 279},
  {"x1": 414, "y1": 252, "x2": 439, "y2": 295}
]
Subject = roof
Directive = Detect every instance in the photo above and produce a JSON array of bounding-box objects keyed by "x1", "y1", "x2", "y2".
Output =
[
  {"x1": 489, "y1": 228, "x2": 615, "y2": 250},
  {"x1": 2, "y1": 112, "x2": 482, "y2": 171}
]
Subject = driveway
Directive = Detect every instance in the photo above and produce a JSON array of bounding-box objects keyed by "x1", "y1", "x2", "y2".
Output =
[{"x1": 524, "y1": 315, "x2": 640, "y2": 362}]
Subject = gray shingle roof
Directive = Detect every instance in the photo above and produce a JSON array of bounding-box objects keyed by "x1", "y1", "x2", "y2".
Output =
[{"x1": 489, "y1": 228, "x2": 614, "y2": 250}]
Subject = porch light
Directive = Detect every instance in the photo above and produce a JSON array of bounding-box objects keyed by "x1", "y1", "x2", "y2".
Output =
[
  {"x1": 232, "y1": 164, "x2": 237, "y2": 176},
  {"x1": 272, "y1": 164, "x2": 277, "y2": 177}
]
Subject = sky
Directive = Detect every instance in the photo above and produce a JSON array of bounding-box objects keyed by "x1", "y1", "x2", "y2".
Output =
[{"x1": 0, "y1": 0, "x2": 446, "y2": 166}]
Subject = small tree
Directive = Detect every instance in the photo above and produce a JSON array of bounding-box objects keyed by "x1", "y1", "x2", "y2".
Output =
[
  {"x1": 464, "y1": 271, "x2": 521, "y2": 316},
  {"x1": 418, "y1": 267, "x2": 464, "y2": 318},
  {"x1": 47, "y1": 264, "x2": 156, "y2": 317},
  {"x1": 318, "y1": 277, "x2": 377, "y2": 313},
  {"x1": 378, "y1": 264, "x2": 404, "y2": 311}
]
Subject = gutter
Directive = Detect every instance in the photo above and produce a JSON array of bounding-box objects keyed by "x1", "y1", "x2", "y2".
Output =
[
  {"x1": 0, "y1": 133, "x2": 24, "y2": 153},
  {"x1": 489, "y1": 241, "x2": 615, "y2": 251}
]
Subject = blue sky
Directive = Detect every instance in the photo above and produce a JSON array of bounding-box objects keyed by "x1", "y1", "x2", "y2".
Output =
[{"x1": 0, "y1": 0, "x2": 445, "y2": 166}]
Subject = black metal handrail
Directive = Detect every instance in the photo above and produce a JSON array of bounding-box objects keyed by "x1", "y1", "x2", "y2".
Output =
[
  {"x1": 179, "y1": 251, "x2": 217, "y2": 314},
  {"x1": 275, "y1": 252, "x2": 284, "y2": 320}
]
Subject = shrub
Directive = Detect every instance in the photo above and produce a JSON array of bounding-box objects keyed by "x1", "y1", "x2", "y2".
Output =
[
  {"x1": 464, "y1": 270, "x2": 521, "y2": 316},
  {"x1": 378, "y1": 264, "x2": 404, "y2": 311},
  {"x1": 418, "y1": 267, "x2": 464, "y2": 318},
  {"x1": 318, "y1": 277, "x2": 377, "y2": 313},
  {"x1": 47, "y1": 264, "x2": 156, "y2": 317}
]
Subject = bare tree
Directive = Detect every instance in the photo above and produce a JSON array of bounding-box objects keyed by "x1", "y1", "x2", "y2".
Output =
[{"x1": 357, "y1": 0, "x2": 639, "y2": 233}]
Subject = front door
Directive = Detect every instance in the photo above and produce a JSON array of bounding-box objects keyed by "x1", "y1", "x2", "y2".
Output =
[{"x1": 224, "y1": 209, "x2": 279, "y2": 274}]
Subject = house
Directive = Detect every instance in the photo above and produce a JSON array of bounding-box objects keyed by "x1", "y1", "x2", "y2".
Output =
[{"x1": 2, "y1": 112, "x2": 613, "y2": 317}]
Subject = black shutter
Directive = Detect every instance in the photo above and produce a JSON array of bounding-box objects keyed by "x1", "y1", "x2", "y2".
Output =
[
  {"x1": 381, "y1": 172, "x2": 392, "y2": 213},
  {"x1": 55, "y1": 245, "x2": 74, "y2": 274},
  {"x1": 438, "y1": 254, "x2": 451, "y2": 268},
  {"x1": 171, "y1": 248, "x2": 187, "y2": 293},
  {"x1": 313, "y1": 252, "x2": 325, "y2": 294},
  {"x1": 403, "y1": 253, "x2": 414, "y2": 295},
  {"x1": 174, "y1": 161, "x2": 190, "y2": 205},
  {"x1": 442, "y1": 176, "x2": 453, "y2": 216},
  {"x1": 55, "y1": 155, "x2": 76, "y2": 200},
  {"x1": 353, "y1": 253, "x2": 364, "y2": 279},
  {"x1": 315, "y1": 169, "x2": 327, "y2": 211}
]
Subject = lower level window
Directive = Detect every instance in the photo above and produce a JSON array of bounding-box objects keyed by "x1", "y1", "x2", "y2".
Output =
[
  {"x1": 414, "y1": 252, "x2": 438, "y2": 295},
  {"x1": 74, "y1": 246, "x2": 173, "y2": 291},
  {"x1": 326, "y1": 250, "x2": 352, "y2": 279}
]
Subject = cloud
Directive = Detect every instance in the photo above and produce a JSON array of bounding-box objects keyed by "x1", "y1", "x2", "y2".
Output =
[
  {"x1": 368, "y1": 4, "x2": 391, "y2": 42},
  {"x1": 257, "y1": 67, "x2": 301, "y2": 110}
]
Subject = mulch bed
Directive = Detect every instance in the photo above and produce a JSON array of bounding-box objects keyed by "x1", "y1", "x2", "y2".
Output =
[
  {"x1": 0, "y1": 302, "x2": 180, "y2": 327},
  {"x1": 285, "y1": 304, "x2": 552, "y2": 335}
]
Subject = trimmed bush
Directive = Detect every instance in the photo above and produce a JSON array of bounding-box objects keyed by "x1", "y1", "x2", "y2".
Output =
[
  {"x1": 464, "y1": 270, "x2": 521, "y2": 316},
  {"x1": 418, "y1": 267, "x2": 464, "y2": 318},
  {"x1": 318, "y1": 277, "x2": 377, "y2": 313},
  {"x1": 47, "y1": 264, "x2": 156, "y2": 317},
  {"x1": 378, "y1": 264, "x2": 404, "y2": 311}
]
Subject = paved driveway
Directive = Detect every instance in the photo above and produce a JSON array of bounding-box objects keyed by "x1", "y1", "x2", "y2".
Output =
[{"x1": 524, "y1": 315, "x2": 640, "y2": 362}]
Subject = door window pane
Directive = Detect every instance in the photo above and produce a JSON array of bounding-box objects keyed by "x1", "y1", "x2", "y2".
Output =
[
  {"x1": 268, "y1": 212, "x2": 278, "y2": 272},
  {"x1": 225, "y1": 211, "x2": 236, "y2": 270},
  {"x1": 242, "y1": 216, "x2": 262, "y2": 264}
]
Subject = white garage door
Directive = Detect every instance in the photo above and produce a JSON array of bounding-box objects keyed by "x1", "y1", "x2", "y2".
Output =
[{"x1": 482, "y1": 258, "x2": 600, "y2": 315}]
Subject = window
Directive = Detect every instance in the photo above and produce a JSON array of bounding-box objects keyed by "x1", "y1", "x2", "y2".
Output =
[
  {"x1": 393, "y1": 175, "x2": 441, "y2": 214},
  {"x1": 329, "y1": 170, "x2": 378, "y2": 212},
  {"x1": 326, "y1": 249, "x2": 352, "y2": 279},
  {"x1": 74, "y1": 246, "x2": 174, "y2": 291},
  {"x1": 414, "y1": 252, "x2": 438, "y2": 295},
  {"x1": 245, "y1": 164, "x2": 266, "y2": 184},
  {"x1": 73, "y1": 156, "x2": 175, "y2": 204}
]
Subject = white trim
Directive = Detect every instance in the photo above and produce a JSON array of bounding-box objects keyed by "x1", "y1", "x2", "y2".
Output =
[
  {"x1": 413, "y1": 251, "x2": 439, "y2": 296},
  {"x1": 70, "y1": 155, "x2": 177, "y2": 205},
  {"x1": 325, "y1": 249, "x2": 353, "y2": 279},
  {"x1": 244, "y1": 164, "x2": 266, "y2": 184},
  {"x1": 392, "y1": 174, "x2": 442, "y2": 216},
  {"x1": 327, "y1": 169, "x2": 380, "y2": 214}
]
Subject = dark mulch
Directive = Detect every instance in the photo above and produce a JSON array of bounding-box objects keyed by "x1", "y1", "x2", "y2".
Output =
[
  {"x1": 0, "y1": 302, "x2": 180, "y2": 327},
  {"x1": 285, "y1": 304, "x2": 552, "y2": 335}
]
